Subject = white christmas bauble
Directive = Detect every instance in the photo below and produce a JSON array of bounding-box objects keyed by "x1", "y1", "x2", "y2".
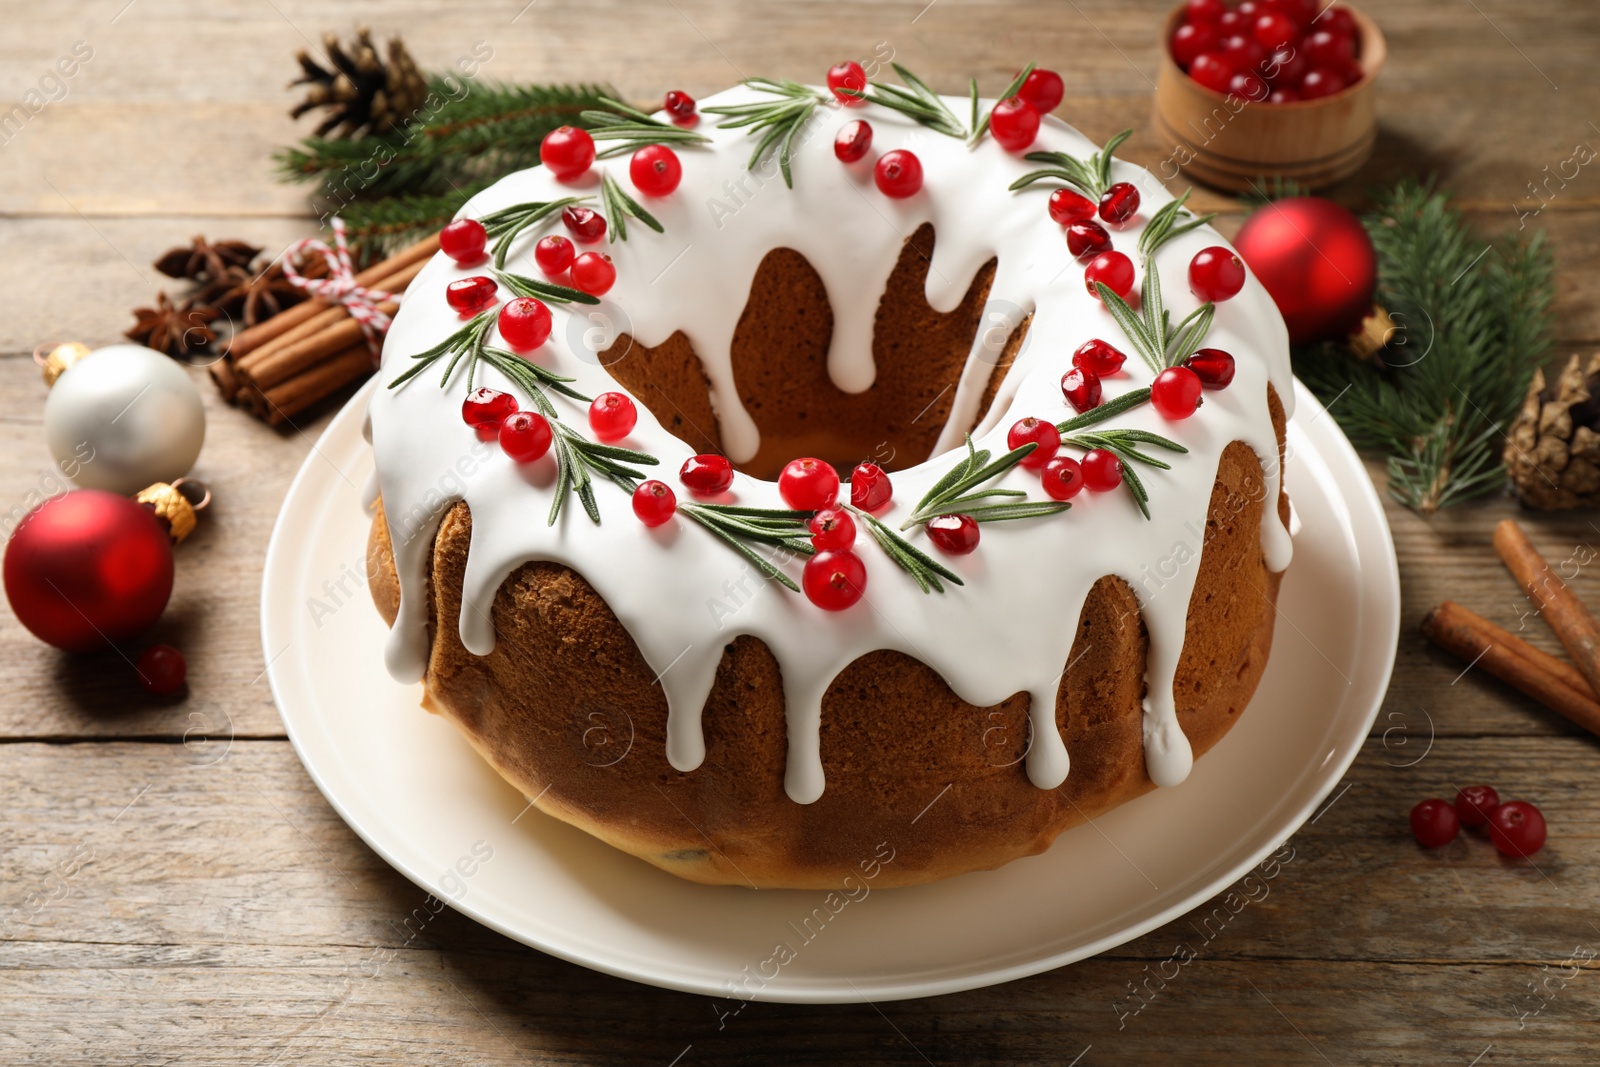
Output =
[{"x1": 43, "y1": 344, "x2": 206, "y2": 495}]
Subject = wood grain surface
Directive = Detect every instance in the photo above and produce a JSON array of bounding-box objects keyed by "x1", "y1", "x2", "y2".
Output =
[{"x1": 3, "y1": 1, "x2": 1600, "y2": 1063}]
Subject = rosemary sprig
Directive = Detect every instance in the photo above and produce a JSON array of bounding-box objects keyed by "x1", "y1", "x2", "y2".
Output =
[
  {"x1": 579, "y1": 96, "x2": 712, "y2": 158},
  {"x1": 1060, "y1": 427, "x2": 1186, "y2": 520},
  {"x1": 703, "y1": 79, "x2": 829, "y2": 188},
  {"x1": 968, "y1": 63, "x2": 1034, "y2": 146},
  {"x1": 844, "y1": 63, "x2": 967, "y2": 139},
  {"x1": 1008, "y1": 128, "x2": 1133, "y2": 199},
  {"x1": 848, "y1": 505, "x2": 963, "y2": 594},
  {"x1": 679, "y1": 502, "x2": 813, "y2": 591},
  {"x1": 901, "y1": 435, "x2": 1070, "y2": 529},
  {"x1": 478, "y1": 196, "x2": 590, "y2": 269},
  {"x1": 476, "y1": 346, "x2": 590, "y2": 412},
  {"x1": 387, "y1": 307, "x2": 499, "y2": 391},
  {"x1": 494, "y1": 268, "x2": 600, "y2": 305},
  {"x1": 1054, "y1": 387, "x2": 1152, "y2": 434},
  {"x1": 1138, "y1": 190, "x2": 1218, "y2": 259},
  {"x1": 545, "y1": 423, "x2": 658, "y2": 526},
  {"x1": 599, "y1": 171, "x2": 664, "y2": 243},
  {"x1": 1095, "y1": 273, "x2": 1215, "y2": 373}
]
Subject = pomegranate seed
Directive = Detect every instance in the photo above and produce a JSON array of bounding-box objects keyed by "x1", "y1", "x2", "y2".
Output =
[
  {"x1": 632, "y1": 480, "x2": 677, "y2": 526},
  {"x1": 1152, "y1": 366, "x2": 1204, "y2": 419},
  {"x1": 804, "y1": 550, "x2": 867, "y2": 610},
  {"x1": 1185, "y1": 348, "x2": 1237, "y2": 389},
  {"x1": 1410, "y1": 799, "x2": 1459, "y2": 849},
  {"x1": 1189, "y1": 52, "x2": 1236, "y2": 92},
  {"x1": 1172, "y1": 22, "x2": 1221, "y2": 67},
  {"x1": 1061, "y1": 368, "x2": 1103, "y2": 413},
  {"x1": 1066, "y1": 220, "x2": 1112, "y2": 259},
  {"x1": 440, "y1": 218, "x2": 488, "y2": 265},
  {"x1": 1049, "y1": 188, "x2": 1097, "y2": 225},
  {"x1": 778, "y1": 457, "x2": 841, "y2": 510},
  {"x1": 1228, "y1": 71, "x2": 1270, "y2": 101},
  {"x1": 1189, "y1": 245, "x2": 1247, "y2": 302},
  {"x1": 1018, "y1": 68, "x2": 1064, "y2": 114},
  {"x1": 539, "y1": 126, "x2": 595, "y2": 181},
  {"x1": 808, "y1": 507, "x2": 857, "y2": 551},
  {"x1": 1007, "y1": 417, "x2": 1061, "y2": 469},
  {"x1": 1073, "y1": 339, "x2": 1127, "y2": 376},
  {"x1": 135, "y1": 644, "x2": 186, "y2": 694},
  {"x1": 630, "y1": 144, "x2": 682, "y2": 196},
  {"x1": 834, "y1": 119, "x2": 873, "y2": 163},
  {"x1": 827, "y1": 60, "x2": 868, "y2": 105},
  {"x1": 499, "y1": 410, "x2": 553, "y2": 462},
  {"x1": 1098, "y1": 182, "x2": 1141, "y2": 224},
  {"x1": 989, "y1": 96, "x2": 1040, "y2": 152},
  {"x1": 1488, "y1": 800, "x2": 1547, "y2": 857},
  {"x1": 446, "y1": 276, "x2": 498, "y2": 316},
  {"x1": 571, "y1": 252, "x2": 616, "y2": 296},
  {"x1": 1085, "y1": 250, "x2": 1136, "y2": 300},
  {"x1": 926, "y1": 514, "x2": 980, "y2": 555},
  {"x1": 562, "y1": 205, "x2": 607, "y2": 243},
  {"x1": 1184, "y1": 0, "x2": 1226, "y2": 23},
  {"x1": 1304, "y1": 27, "x2": 1354, "y2": 68},
  {"x1": 1041, "y1": 456, "x2": 1085, "y2": 501},
  {"x1": 874, "y1": 150, "x2": 923, "y2": 198},
  {"x1": 1081, "y1": 448, "x2": 1123, "y2": 492},
  {"x1": 680, "y1": 454, "x2": 734, "y2": 495},
  {"x1": 1455, "y1": 785, "x2": 1501, "y2": 829},
  {"x1": 1299, "y1": 68, "x2": 1347, "y2": 99},
  {"x1": 850, "y1": 463, "x2": 893, "y2": 511},
  {"x1": 498, "y1": 297, "x2": 552, "y2": 351},
  {"x1": 1267, "y1": 87, "x2": 1302, "y2": 103},
  {"x1": 1253, "y1": 11, "x2": 1300, "y2": 50},
  {"x1": 588, "y1": 392, "x2": 637, "y2": 441},
  {"x1": 534, "y1": 235, "x2": 575, "y2": 276},
  {"x1": 462, "y1": 386, "x2": 517, "y2": 429},
  {"x1": 664, "y1": 90, "x2": 697, "y2": 125}
]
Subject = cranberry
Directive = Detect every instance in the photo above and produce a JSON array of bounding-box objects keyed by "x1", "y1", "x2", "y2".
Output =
[
  {"x1": 1018, "y1": 68, "x2": 1064, "y2": 114},
  {"x1": 1098, "y1": 182, "x2": 1141, "y2": 224},
  {"x1": 1217, "y1": 8, "x2": 1246, "y2": 33},
  {"x1": 1041, "y1": 456, "x2": 1085, "y2": 501},
  {"x1": 1152, "y1": 366, "x2": 1204, "y2": 419},
  {"x1": 1219, "y1": 34, "x2": 1267, "y2": 73},
  {"x1": 989, "y1": 96, "x2": 1040, "y2": 152},
  {"x1": 875, "y1": 150, "x2": 923, "y2": 198},
  {"x1": 1061, "y1": 367, "x2": 1103, "y2": 413},
  {"x1": 1236, "y1": 0, "x2": 1261, "y2": 17},
  {"x1": 849, "y1": 463, "x2": 893, "y2": 511},
  {"x1": 534, "y1": 235, "x2": 575, "y2": 277},
  {"x1": 445, "y1": 276, "x2": 498, "y2": 316},
  {"x1": 632, "y1": 480, "x2": 677, "y2": 526},
  {"x1": 498, "y1": 297, "x2": 552, "y2": 351},
  {"x1": 681, "y1": 453, "x2": 734, "y2": 495},
  {"x1": 1184, "y1": 0, "x2": 1226, "y2": 23},
  {"x1": 1073, "y1": 339, "x2": 1127, "y2": 376},
  {"x1": 1049, "y1": 188, "x2": 1096, "y2": 225},
  {"x1": 1228, "y1": 70, "x2": 1270, "y2": 101},
  {"x1": 778, "y1": 457, "x2": 841, "y2": 510},
  {"x1": 1189, "y1": 52, "x2": 1237, "y2": 93},
  {"x1": 1410, "y1": 799, "x2": 1460, "y2": 849},
  {"x1": 1253, "y1": 11, "x2": 1301, "y2": 50},
  {"x1": 808, "y1": 507, "x2": 856, "y2": 551},
  {"x1": 1185, "y1": 348, "x2": 1237, "y2": 389},
  {"x1": 834, "y1": 119, "x2": 873, "y2": 162},
  {"x1": 499, "y1": 410, "x2": 553, "y2": 462},
  {"x1": 1085, "y1": 250, "x2": 1136, "y2": 300},
  {"x1": 664, "y1": 89, "x2": 697, "y2": 125},
  {"x1": 539, "y1": 126, "x2": 595, "y2": 181},
  {"x1": 588, "y1": 392, "x2": 637, "y2": 441},
  {"x1": 804, "y1": 549, "x2": 868, "y2": 610},
  {"x1": 827, "y1": 60, "x2": 868, "y2": 105},
  {"x1": 1267, "y1": 87, "x2": 1302, "y2": 103},
  {"x1": 571, "y1": 252, "x2": 616, "y2": 296},
  {"x1": 439, "y1": 218, "x2": 488, "y2": 265},
  {"x1": 1454, "y1": 785, "x2": 1501, "y2": 829},
  {"x1": 1299, "y1": 67, "x2": 1347, "y2": 99},
  {"x1": 1304, "y1": 27, "x2": 1354, "y2": 68},
  {"x1": 630, "y1": 144, "x2": 682, "y2": 196},
  {"x1": 1082, "y1": 448, "x2": 1123, "y2": 492},
  {"x1": 1319, "y1": 6, "x2": 1358, "y2": 38},
  {"x1": 1172, "y1": 21, "x2": 1221, "y2": 67},
  {"x1": 562, "y1": 205, "x2": 607, "y2": 243},
  {"x1": 1265, "y1": 46, "x2": 1308, "y2": 85},
  {"x1": 136, "y1": 644, "x2": 186, "y2": 694},
  {"x1": 462, "y1": 386, "x2": 517, "y2": 429},
  {"x1": 1066, "y1": 220, "x2": 1112, "y2": 259},
  {"x1": 1189, "y1": 245, "x2": 1247, "y2": 302},
  {"x1": 1007, "y1": 417, "x2": 1061, "y2": 469},
  {"x1": 926, "y1": 514, "x2": 980, "y2": 555},
  {"x1": 1267, "y1": 0, "x2": 1317, "y2": 20},
  {"x1": 1488, "y1": 801, "x2": 1547, "y2": 857}
]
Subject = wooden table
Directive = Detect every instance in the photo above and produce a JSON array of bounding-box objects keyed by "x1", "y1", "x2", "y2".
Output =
[{"x1": 4, "y1": 1, "x2": 1599, "y2": 1062}]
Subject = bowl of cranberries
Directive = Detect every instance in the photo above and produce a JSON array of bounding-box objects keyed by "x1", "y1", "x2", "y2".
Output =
[{"x1": 1153, "y1": 0, "x2": 1386, "y2": 192}]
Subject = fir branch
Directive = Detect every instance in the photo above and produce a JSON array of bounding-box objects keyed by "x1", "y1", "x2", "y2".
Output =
[
  {"x1": 335, "y1": 185, "x2": 487, "y2": 262},
  {"x1": 679, "y1": 503, "x2": 813, "y2": 591},
  {"x1": 845, "y1": 63, "x2": 967, "y2": 139},
  {"x1": 1008, "y1": 129, "x2": 1132, "y2": 198},
  {"x1": 704, "y1": 79, "x2": 829, "y2": 188},
  {"x1": 479, "y1": 196, "x2": 590, "y2": 268},
  {"x1": 849, "y1": 505, "x2": 964, "y2": 594},
  {"x1": 968, "y1": 63, "x2": 1034, "y2": 147},
  {"x1": 1138, "y1": 190, "x2": 1218, "y2": 259},
  {"x1": 579, "y1": 96, "x2": 712, "y2": 158},
  {"x1": 494, "y1": 269, "x2": 600, "y2": 305},
  {"x1": 599, "y1": 171, "x2": 664, "y2": 243}
]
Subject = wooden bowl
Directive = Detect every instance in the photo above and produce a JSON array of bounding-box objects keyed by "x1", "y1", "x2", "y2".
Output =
[{"x1": 1151, "y1": 4, "x2": 1386, "y2": 193}]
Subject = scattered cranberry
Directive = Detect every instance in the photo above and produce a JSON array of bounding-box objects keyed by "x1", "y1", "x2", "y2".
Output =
[
  {"x1": 1152, "y1": 366, "x2": 1204, "y2": 419},
  {"x1": 1189, "y1": 245, "x2": 1247, "y2": 302},
  {"x1": 1081, "y1": 448, "x2": 1124, "y2": 492},
  {"x1": 1017, "y1": 68, "x2": 1064, "y2": 114},
  {"x1": 499, "y1": 410, "x2": 553, "y2": 463},
  {"x1": 779, "y1": 457, "x2": 841, "y2": 510},
  {"x1": 1410, "y1": 798, "x2": 1460, "y2": 849},
  {"x1": 1007, "y1": 417, "x2": 1061, "y2": 469},
  {"x1": 1085, "y1": 250, "x2": 1136, "y2": 301},
  {"x1": 926, "y1": 514, "x2": 980, "y2": 555},
  {"x1": 834, "y1": 119, "x2": 873, "y2": 163},
  {"x1": 571, "y1": 252, "x2": 616, "y2": 296},
  {"x1": 1488, "y1": 801, "x2": 1547, "y2": 858},
  {"x1": 445, "y1": 276, "x2": 498, "y2": 316},
  {"x1": 1073, "y1": 339, "x2": 1127, "y2": 376},
  {"x1": 1455, "y1": 785, "x2": 1501, "y2": 829},
  {"x1": 1098, "y1": 182, "x2": 1140, "y2": 224},
  {"x1": 1061, "y1": 367, "x2": 1103, "y2": 414},
  {"x1": 498, "y1": 297, "x2": 552, "y2": 351},
  {"x1": 1185, "y1": 348, "x2": 1237, "y2": 389},
  {"x1": 850, "y1": 463, "x2": 893, "y2": 511},
  {"x1": 1172, "y1": 22, "x2": 1221, "y2": 67},
  {"x1": 875, "y1": 150, "x2": 923, "y2": 198},
  {"x1": 440, "y1": 218, "x2": 488, "y2": 265},
  {"x1": 1066, "y1": 220, "x2": 1112, "y2": 260},
  {"x1": 462, "y1": 386, "x2": 517, "y2": 429},
  {"x1": 808, "y1": 507, "x2": 856, "y2": 551},
  {"x1": 827, "y1": 60, "x2": 868, "y2": 105},
  {"x1": 136, "y1": 644, "x2": 186, "y2": 694},
  {"x1": 989, "y1": 96, "x2": 1040, "y2": 152},
  {"x1": 1049, "y1": 188, "x2": 1096, "y2": 225},
  {"x1": 534, "y1": 235, "x2": 575, "y2": 277},
  {"x1": 588, "y1": 392, "x2": 637, "y2": 441},
  {"x1": 1188, "y1": 53, "x2": 1236, "y2": 93},
  {"x1": 562, "y1": 205, "x2": 607, "y2": 243},
  {"x1": 804, "y1": 549, "x2": 867, "y2": 610},
  {"x1": 630, "y1": 145, "x2": 683, "y2": 196},
  {"x1": 1299, "y1": 68, "x2": 1347, "y2": 99},
  {"x1": 681, "y1": 454, "x2": 734, "y2": 495},
  {"x1": 540, "y1": 126, "x2": 595, "y2": 181},
  {"x1": 1041, "y1": 456, "x2": 1085, "y2": 501},
  {"x1": 664, "y1": 90, "x2": 697, "y2": 125},
  {"x1": 632, "y1": 480, "x2": 677, "y2": 526}
]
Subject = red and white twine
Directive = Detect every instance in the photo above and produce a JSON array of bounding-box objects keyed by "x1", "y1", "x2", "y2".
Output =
[{"x1": 281, "y1": 217, "x2": 394, "y2": 359}]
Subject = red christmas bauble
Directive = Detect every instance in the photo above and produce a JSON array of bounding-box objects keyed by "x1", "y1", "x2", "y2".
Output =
[
  {"x1": 3, "y1": 490, "x2": 173, "y2": 652},
  {"x1": 1232, "y1": 197, "x2": 1378, "y2": 346}
]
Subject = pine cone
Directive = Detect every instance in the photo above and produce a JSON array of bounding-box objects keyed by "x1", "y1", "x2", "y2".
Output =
[
  {"x1": 289, "y1": 28, "x2": 427, "y2": 138},
  {"x1": 1505, "y1": 353, "x2": 1600, "y2": 510}
]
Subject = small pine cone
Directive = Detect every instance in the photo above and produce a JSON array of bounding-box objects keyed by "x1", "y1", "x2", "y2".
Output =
[{"x1": 1505, "y1": 353, "x2": 1600, "y2": 510}]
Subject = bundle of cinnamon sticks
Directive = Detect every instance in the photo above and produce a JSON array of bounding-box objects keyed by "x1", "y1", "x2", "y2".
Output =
[
  {"x1": 209, "y1": 233, "x2": 440, "y2": 425},
  {"x1": 1423, "y1": 519, "x2": 1600, "y2": 738}
]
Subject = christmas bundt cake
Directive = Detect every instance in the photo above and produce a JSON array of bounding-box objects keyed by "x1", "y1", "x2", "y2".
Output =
[{"x1": 365, "y1": 64, "x2": 1294, "y2": 888}]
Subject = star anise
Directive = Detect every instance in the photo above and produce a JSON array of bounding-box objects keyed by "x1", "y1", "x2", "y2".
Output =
[
  {"x1": 197, "y1": 262, "x2": 317, "y2": 328},
  {"x1": 154, "y1": 236, "x2": 264, "y2": 284},
  {"x1": 126, "y1": 292, "x2": 222, "y2": 357}
]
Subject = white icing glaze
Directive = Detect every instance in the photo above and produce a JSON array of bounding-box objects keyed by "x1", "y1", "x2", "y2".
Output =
[{"x1": 367, "y1": 85, "x2": 1294, "y2": 805}]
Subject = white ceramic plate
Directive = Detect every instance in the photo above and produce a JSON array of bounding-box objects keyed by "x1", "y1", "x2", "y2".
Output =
[{"x1": 264, "y1": 378, "x2": 1397, "y2": 1004}]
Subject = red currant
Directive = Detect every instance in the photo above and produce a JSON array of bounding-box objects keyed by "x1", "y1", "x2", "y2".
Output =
[
  {"x1": 1185, "y1": 348, "x2": 1236, "y2": 389},
  {"x1": 571, "y1": 252, "x2": 616, "y2": 296},
  {"x1": 926, "y1": 514, "x2": 980, "y2": 555},
  {"x1": 1487, "y1": 800, "x2": 1547, "y2": 857},
  {"x1": 1049, "y1": 188, "x2": 1096, "y2": 225},
  {"x1": 1253, "y1": 11, "x2": 1301, "y2": 50},
  {"x1": 1082, "y1": 448, "x2": 1123, "y2": 492},
  {"x1": 804, "y1": 549, "x2": 867, "y2": 610},
  {"x1": 1172, "y1": 22, "x2": 1221, "y2": 67},
  {"x1": 1189, "y1": 245, "x2": 1247, "y2": 302},
  {"x1": 778, "y1": 457, "x2": 841, "y2": 510},
  {"x1": 1041, "y1": 456, "x2": 1085, "y2": 501},
  {"x1": 539, "y1": 126, "x2": 595, "y2": 181},
  {"x1": 1228, "y1": 70, "x2": 1270, "y2": 101},
  {"x1": 630, "y1": 144, "x2": 682, "y2": 196},
  {"x1": 632, "y1": 480, "x2": 677, "y2": 526},
  {"x1": 1066, "y1": 220, "x2": 1112, "y2": 259},
  {"x1": 1185, "y1": 0, "x2": 1226, "y2": 23},
  {"x1": 499, "y1": 410, "x2": 553, "y2": 462},
  {"x1": 834, "y1": 119, "x2": 873, "y2": 163},
  {"x1": 446, "y1": 276, "x2": 498, "y2": 316},
  {"x1": 664, "y1": 90, "x2": 697, "y2": 125},
  {"x1": 1189, "y1": 52, "x2": 1237, "y2": 93},
  {"x1": 1007, "y1": 417, "x2": 1061, "y2": 469},
  {"x1": 1098, "y1": 182, "x2": 1141, "y2": 224},
  {"x1": 989, "y1": 96, "x2": 1040, "y2": 152},
  {"x1": 1304, "y1": 27, "x2": 1355, "y2": 68},
  {"x1": 535, "y1": 235, "x2": 575, "y2": 276},
  {"x1": 874, "y1": 150, "x2": 923, "y2": 198},
  {"x1": 588, "y1": 392, "x2": 637, "y2": 441},
  {"x1": 1073, "y1": 339, "x2": 1127, "y2": 376},
  {"x1": 1299, "y1": 68, "x2": 1347, "y2": 99},
  {"x1": 498, "y1": 297, "x2": 552, "y2": 351},
  {"x1": 827, "y1": 60, "x2": 868, "y2": 105},
  {"x1": 440, "y1": 218, "x2": 488, "y2": 265},
  {"x1": 1018, "y1": 68, "x2": 1064, "y2": 114},
  {"x1": 681, "y1": 454, "x2": 734, "y2": 495},
  {"x1": 1061, "y1": 367, "x2": 1103, "y2": 413},
  {"x1": 1085, "y1": 250, "x2": 1136, "y2": 301},
  {"x1": 135, "y1": 644, "x2": 186, "y2": 694},
  {"x1": 1454, "y1": 785, "x2": 1501, "y2": 829},
  {"x1": 462, "y1": 386, "x2": 517, "y2": 429},
  {"x1": 850, "y1": 463, "x2": 893, "y2": 511},
  {"x1": 808, "y1": 507, "x2": 856, "y2": 551},
  {"x1": 562, "y1": 205, "x2": 607, "y2": 243},
  {"x1": 1409, "y1": 799, "x2": 1459, "y2": 849},
  {"x1": 1152, "y1": 366, "x2": 1204, "y2": 419}
]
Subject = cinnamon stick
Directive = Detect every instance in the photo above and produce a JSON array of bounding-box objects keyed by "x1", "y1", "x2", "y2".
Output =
[
  {"x1": 234, "y1": 257, "x2": 426, "y2": 377},
  {"x1": 1493, "y1": 519, "x2": 1600, "y2": 700},
  {"x1": 243, "y1": 299, "x2": 398, "y2": 390},
  {"x1": 256, "y1": 343, "x2": 374, "y2": 425}
]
